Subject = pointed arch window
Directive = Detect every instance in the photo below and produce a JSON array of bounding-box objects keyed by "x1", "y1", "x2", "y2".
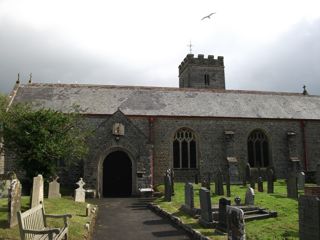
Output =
[
  {"x1": 247, "y1": 130, "x2": 270, "y2": 167},
  {"x1": 173, "y1": 128, "x2": 197, "y2": 169}
]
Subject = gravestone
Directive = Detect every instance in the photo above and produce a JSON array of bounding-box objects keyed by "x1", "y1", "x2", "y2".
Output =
[
  {"x1": 245, "y1": 187, "x2": 255, "y2": 205},
  {"x1": 228, "y1": 163, "x2": 240, "y2": 183},
  {"x1": 48, "y1": 176, "x2": 61, "y2": 198},
  {"x1": 297, "y1": 172, "x2": 305, "y2": 190},
  {"x1": 75, "y1": 178, "x2": 86, "y2": 202},
  {"x1": 226, "y1": 206, "x2": 245, "y2": 240},
  {"x1": 31, "y1": 174, "x2": 44, "y2": 208},
  {"x1": 217, "y1": 197, "x2": 231, "y2": 231},
  {"x1": 299, "y1": 195, "x2": 320, "y2": 240},
  {"x1": 184, "y1": 182, "x2": 194, "y2": 209},
  {"x1": 257, "y1": 177, "x2": 263, "y2": 192},
  {"x1": 194, "y1": 174, "x2": 199, "y2": 184},
  {"x1": 267, "y1": 168, "x2": 274, "y2": 193},
  {"x1": 0, "y1": 177, "x2": 10, "y2": 198},
  {"x1": 199, "y1": 187, "x2": 213, "y2": 226},
  {"x1": 8, "y1": 178, "x2": 21, "y2": 228},
  {"x1": 234, "y1": 196, "x2": 241, "y2": 206},
  {"x1": 215, "y1": 170, "x2": 224, "y2": 196},
  {"x1": 317, "y1": 164, "x2": 320, "y2": 185},
  {"x1": 287, "y1": 173, "x2": 298, "y2": 199},
  {"x1": 168, "y1": 169, "x2": 175, "y2": 196},
  {"x1": 164, "y1": 174, "x2": 172, "y2": 202}
]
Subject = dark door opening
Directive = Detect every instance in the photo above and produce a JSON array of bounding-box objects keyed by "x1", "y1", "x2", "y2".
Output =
[{"x1": 103, "y1": 151, "x2": 132, "y2": 197}]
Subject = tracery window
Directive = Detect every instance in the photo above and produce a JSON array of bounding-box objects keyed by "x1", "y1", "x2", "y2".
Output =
[
  {"x1": 247, "y1": 130, "x2": 269, "y2": 167},
  {"x1": 173, "y1": 128, "x2": 197, "y2": 169}
]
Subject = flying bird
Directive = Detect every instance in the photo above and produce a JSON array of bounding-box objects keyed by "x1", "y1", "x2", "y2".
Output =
[{"x1": 201, "y1": 12, "x2": 216, "y2": 20}]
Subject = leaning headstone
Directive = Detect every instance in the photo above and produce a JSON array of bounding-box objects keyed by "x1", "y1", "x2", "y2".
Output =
[
  {"x1": 48, "y1": 176, "x2": 61, "y2": 198},
  {"x1": 31, "y1": 174, "x2": 44, "y2": 208},
  {"x1": 217, "y1": 197, "x2": 231, "y2": 231},
  {"x1": 257, "y1": 177, "x2": 263, "y2": 192},
  {"x1": 75, "y1": 178, "x2": 86, "y2": 202},
  {"x1": 199, "y1": 187, "x2": 213, "y2": 227},
  {"x1": 164, "y1": 174, "x2": 172, "y2": 202},
  {"x1": 215, "y1": 170, "x2": 224, "y2": 196},
  {"x1": 299, "y1": 195, "x2": 320, "y2": 240},
  {"x1": 8, "y1": 178, "x2": 21, "y2": 228},
  {"x1": 267, "y1": 168, "x2": 274, "y2": 193},
  {"x1": 184, "y1": 182, "x2": 194, "y2": 209},
  {"x1": 245, "y1": 187, "x2": 255, "y2": 205},
  {"x1": 287, "y1": 173, "x2": 298, "y2": 199},
  {"x1": 297, "y1": 172, "x2": 305, "y2": 190},
  {"x1": 226, "y1": 206, "x2": 245, "y2": 240}
]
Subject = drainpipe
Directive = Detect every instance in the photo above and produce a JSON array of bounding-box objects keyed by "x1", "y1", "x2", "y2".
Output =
[
  {"x1": 149, "y1": 117, "x2": 155, "y2": 187},
  {"x1": 300, "y1": 120, "x2": 308, "y2": 171}
]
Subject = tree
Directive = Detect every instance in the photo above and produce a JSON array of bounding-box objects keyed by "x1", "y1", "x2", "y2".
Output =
[{"x1": 2, "y1": 101, "x2": 89, "y2": 182}]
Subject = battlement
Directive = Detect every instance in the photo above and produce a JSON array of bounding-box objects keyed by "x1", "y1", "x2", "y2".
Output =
[{"x1": 178, "y1": 54, "x2": 224, "y2": 74}]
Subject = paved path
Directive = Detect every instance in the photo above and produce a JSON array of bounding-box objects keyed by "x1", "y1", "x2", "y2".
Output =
[{"x1": 91, "y1": 197, "x2": 191, "y2": 240}]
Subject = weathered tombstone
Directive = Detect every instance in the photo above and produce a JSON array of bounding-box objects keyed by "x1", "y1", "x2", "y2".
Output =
[
  {"x1": 75, "y1": 178, "x2": 86, "y2": 202},
  {"x1": 287, "y1": 173, "x2": 298, "y2": 199},
  {"x1": 217, "y1": 197, "x2": 231, "y2": 231},
  {"x1": 194, "y1": 174, "x2": 199, "y2": 184},
  {"x1": 297, "y1": 172, "x2": 305, "y2": 190},
  {"x1": 317, "y1": 164, "x2": 320, "y2": 185},
  {"x1": 257, "y1": 177, "x2": 263, "y2": 192},
  {"x1": 267, "y1": 168, "x2": 274, "y2": 193},
  {"x1": 299, "y1": 195, "x2": 320, "y2": 240},
  {"x1": 184, "y1": 182, "x2": 194, "y2": 209},
  {"x1": 8, "y1": 177, "x2": 21, "y2": 228},
  {"x1": 0, "y1": 176, "x2": 10, "y2": 198},
  {"x1": 48, "y1": 176, "x2": 61, "y2": 198},
  {"x1": 234, "y1": 196, "x2": 241, "y2": 206},
  {"x1": 164, "y1": 174, "x2": 172, "y2": 202},
  {"x1": 199, "y1": 187, "x2": 213, "y2": 226},
  {"x1": 226, "y1": 206, "x2": 245, "y2": 240},
  {"x1": 215, "y1": 170, "x2": 224, "y2": 196},
  {"x1": 31, "y1": 174, "x2": 44, "y2": 208},
  {"x1": 245, "y1": 187, "x2": 255, "y2": 205}
]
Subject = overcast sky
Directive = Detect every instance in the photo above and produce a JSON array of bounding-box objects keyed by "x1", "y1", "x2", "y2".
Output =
[{"x1": 0, "y1": 0, "x2": 320, "y2": 95}]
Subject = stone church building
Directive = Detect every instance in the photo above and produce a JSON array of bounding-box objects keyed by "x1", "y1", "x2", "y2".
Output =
[{"x1": 4, "y1": 54, "x2": 320, "y2": 197}]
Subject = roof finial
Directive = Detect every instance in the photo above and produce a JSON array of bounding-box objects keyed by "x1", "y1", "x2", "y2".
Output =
[
  {"x1": 187, "y1": 41, "x2": 193, "y2": 54},
  {"x1": 16, "y1": 73, "x2": 20, "y2": 84},
  {"x1": 28, "y1": 73, "x2": 32, "y2": 84},
  {"x1": 303, "y1": 85, "x2": 308, "y2": 95}
]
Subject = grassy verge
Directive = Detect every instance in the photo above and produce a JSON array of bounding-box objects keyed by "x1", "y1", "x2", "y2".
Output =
[
  {"x1": 154, "y1": 181, "x2": 300, "y2": 240},
  {"x1": 0, "y1": 196, "x2": 92, "y2": 240}
]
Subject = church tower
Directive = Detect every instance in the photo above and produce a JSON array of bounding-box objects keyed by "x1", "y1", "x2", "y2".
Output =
[{"x1": 178, "y1": 54, "x2": 225, "y2": 89}]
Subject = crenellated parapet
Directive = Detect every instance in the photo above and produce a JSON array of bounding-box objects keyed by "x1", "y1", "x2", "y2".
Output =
[{"x1": 178, "y1": 54, "x2": 224, "y2": 75}]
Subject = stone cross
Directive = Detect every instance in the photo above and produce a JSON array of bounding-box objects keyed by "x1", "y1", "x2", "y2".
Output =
[
  {"x1": 297, "y1": 172, "x2": 305, "y2": 190},
  {"x1": 299, "y1": 195, "x2": 320, "y2": 240},
  {"x1": 245, "y1": 187, "x2": 255, "y2": 205},
  {"x1": 199, "y1": 187, "x2": 213, "y2": 225},
  {"x1": 257, "y1": 177, "x2": 264, "y2": 192},
  {"x1": 75, "y1": 178, "x2": 86, "y2": 202},
  {"x1": 287, "y1": 173, "x2": 298, "y2": 199},
  {"x1": 184, "y1": 182, "x2": 194, "y2": 209},
  {"x1": 164, "y1": 174, "x2": 172, "y2": 202},
  {"x1": 48, "y1": 176, "x2": 61, "y2": 198},
  {"x1": 8, "y1": 178, "x2": 21, "y2": 228},
  {"x1": 267, "y1": 168, "x2": 274, "y2": 193},
  {"x1": 31, "y1": 174, "x2": 44, "y2": 208},
  {"x1": 215, "y1": 170, "x2": 224, "y2": 196},
  {"x1": 226, "y1": 206, "x2": 246, "y2": 240},
  {"x1": 217, "y1": 197, "x2": 231, "y2": 231}
]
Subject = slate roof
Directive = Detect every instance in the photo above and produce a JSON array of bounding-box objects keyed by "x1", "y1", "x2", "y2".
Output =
[{"x1": 10, "y1": 83, "x2": 320, "y2": 120}]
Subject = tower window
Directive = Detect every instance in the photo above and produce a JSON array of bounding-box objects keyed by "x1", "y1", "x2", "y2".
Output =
[
  {"x1": 204, "y1": 74, "x2": 210, "y2": 86},
  {"x1": 173, "y1": 128, "x2": 197, "y2": 169},
  {"x1": 247, "y1": 130, "x2": 270, "y2": 167}
]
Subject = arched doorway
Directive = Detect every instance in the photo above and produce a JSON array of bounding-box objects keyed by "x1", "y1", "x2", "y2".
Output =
[{"x1": 103, "y1": 151, "x2": 132, "y2": 197}]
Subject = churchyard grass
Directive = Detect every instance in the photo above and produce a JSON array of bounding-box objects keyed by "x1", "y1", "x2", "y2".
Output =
[
  {"x1": 0, "y1": 196, "x2": 92, "y2": 240},
  {"x1": 154, "y1": 180, "x2": 299, "y2": 240}
]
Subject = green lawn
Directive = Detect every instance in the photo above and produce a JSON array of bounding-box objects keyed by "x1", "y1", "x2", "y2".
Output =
[
  {"x1": 0, "y1": 196, "x2": 92, "y2": 240},
  {"x1": 154, "y1": 181, "x2": 300, "y2": 240}
]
